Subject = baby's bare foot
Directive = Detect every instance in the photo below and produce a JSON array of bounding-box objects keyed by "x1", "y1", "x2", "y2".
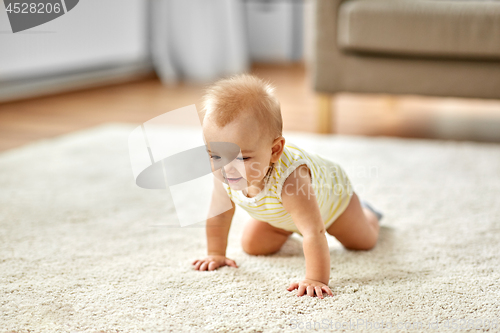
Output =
[{"x1": 360, "y1": 199, "x2": 383, "y2": 223}]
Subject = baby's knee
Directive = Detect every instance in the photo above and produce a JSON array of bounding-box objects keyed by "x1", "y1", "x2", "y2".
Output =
[
  {"x1": 241, "y1": 233, "x2": 283, "y2": 256},
  {"x1": 344, "y1": 237, "x2": 377, "y2": 251},
  {"x1": 241, "y1": 235, "x2": 263, "y2": 256},
  {"x1": 241, "y1": 219, "x2": 291, "y2": 255}
]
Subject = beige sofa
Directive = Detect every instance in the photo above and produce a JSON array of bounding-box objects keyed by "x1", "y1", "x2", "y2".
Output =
[{"x1": 312, "y1": 0, "x2": 500, "y2": 133}]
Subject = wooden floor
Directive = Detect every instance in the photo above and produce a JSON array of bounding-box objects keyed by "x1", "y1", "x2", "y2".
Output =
[{"x1": 1, "y1": 63, "x2": 500, "y2": 152}]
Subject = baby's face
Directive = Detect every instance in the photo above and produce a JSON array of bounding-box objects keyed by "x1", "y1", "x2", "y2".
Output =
[{"x1": 202, "y1": 114, "x2": 276, "y2": 191}]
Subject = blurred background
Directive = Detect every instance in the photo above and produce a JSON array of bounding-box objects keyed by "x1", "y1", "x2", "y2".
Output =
[{"x1": 1, "y1": 0, "x2": 500, "y2": 152}]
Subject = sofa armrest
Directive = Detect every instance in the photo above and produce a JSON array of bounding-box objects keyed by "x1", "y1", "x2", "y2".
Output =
[{"x1": 312, "y1": 0, "x2": 350, "y2": 94}]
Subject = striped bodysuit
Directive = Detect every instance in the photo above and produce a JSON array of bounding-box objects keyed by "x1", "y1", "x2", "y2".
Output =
[{"x1": 221, "y1": 142, "x2": 354, "y2": 235}]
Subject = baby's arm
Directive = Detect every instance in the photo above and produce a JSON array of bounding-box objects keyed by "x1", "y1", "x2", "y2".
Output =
[
  {"x1": 192, "y1": 176, "x2": 238, "y2": 271},
  {"x1": 281, "y1": 164, "x2": 333, "y2": 298}
]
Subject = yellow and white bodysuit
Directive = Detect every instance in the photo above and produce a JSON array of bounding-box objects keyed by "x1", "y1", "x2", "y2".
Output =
[{"x1": 221, "y1": 142, "x2": 354, "y2": 235}]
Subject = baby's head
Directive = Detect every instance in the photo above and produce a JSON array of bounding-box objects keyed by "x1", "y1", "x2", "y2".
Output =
[{"x1": 201, "y1": 74, "x2": 285, "y2": 191}]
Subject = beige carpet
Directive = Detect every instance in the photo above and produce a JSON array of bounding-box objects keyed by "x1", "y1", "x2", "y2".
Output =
[{"x1": 1, "y1": 123, "x2": 499, "y2": 332}]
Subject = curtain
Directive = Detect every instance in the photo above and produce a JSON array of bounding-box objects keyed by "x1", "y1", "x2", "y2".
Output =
[{"x1": 150, "y1": 0, "x2": 250, "y2": 84}]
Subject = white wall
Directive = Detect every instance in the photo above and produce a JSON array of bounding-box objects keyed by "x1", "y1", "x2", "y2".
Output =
[{"x1": 0, "y1": 0, "x2": 149, "y2": 80}]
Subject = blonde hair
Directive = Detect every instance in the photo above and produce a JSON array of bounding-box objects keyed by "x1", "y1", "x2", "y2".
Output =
[{"x1": 200, "y1": 74, "x2": 282, "y2": 143}]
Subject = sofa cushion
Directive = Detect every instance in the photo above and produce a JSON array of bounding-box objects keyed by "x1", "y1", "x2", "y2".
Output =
[{"x1": 337, "y1": 0, "x2": 500, "y2": 60}]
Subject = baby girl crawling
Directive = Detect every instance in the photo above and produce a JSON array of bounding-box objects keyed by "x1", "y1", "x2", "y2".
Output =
[{"x1": 192, "y1": 74, "x2": 382, "y2": 298}]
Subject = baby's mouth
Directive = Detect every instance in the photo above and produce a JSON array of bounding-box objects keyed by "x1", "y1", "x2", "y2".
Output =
[{"x1": 226, "y1": 176, "x2": 243, "y2": 183}]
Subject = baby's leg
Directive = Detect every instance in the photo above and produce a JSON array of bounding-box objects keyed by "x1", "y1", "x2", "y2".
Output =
[
  {"x1": 241, "y1": 218, "x2": 293, "y2": 255},
  {"x1": 326, "y1": 192, "x2": 380, "y2": 251}
]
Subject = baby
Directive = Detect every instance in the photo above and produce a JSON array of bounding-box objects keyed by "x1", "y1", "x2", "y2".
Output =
[{"x1": 192, "y1": 74, "x2": 382, "y2": 298}]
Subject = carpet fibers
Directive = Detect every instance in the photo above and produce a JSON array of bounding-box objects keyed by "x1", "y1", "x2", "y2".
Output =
[{"x1": 1, "y1": 123, "x2": 499, "y2": 332}]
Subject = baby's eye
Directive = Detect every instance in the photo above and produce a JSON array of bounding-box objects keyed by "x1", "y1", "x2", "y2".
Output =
[
  {"x1": 210, "y1": 155, "x2": 221, "y2": 160},
  {"x1": 237, "y1": 157, "x2": 250, "y2": 161}
]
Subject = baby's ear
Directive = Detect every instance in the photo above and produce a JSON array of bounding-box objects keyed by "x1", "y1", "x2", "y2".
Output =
[{"x1": 271, "y1": 136, "x2": 285, "y2": 161}]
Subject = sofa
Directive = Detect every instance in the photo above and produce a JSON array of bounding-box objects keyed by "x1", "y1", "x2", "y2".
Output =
[{"x1": 312, "y1": 0, "x2": 500, "y2": 133}]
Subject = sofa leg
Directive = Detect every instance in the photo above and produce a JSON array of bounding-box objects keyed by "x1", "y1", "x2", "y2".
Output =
[{"x1": 317, "y1": 94, "x2": 333, "y2": 133}]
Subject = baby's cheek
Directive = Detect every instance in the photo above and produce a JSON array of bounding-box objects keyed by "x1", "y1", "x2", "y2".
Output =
[
  {"x1": 241, "y1": 165, "x2": 254, "y2": 179},
  {"x1": 247, "y1": 162, "x2": 264, "y2": 178},
  {"x1": 245, "y1": 167, "x2": 261, "y2": 181}
]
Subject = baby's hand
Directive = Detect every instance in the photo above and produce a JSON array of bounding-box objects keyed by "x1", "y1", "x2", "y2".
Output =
[
  {"x1": 192, "y1": 255, "x2": 238, "y2": 271},
  {"x1": 287, "y1": 279, "x2": 333, "y2": 298}
]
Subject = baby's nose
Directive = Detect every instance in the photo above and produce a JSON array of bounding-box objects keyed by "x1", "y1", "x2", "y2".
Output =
[
  {"x1": 225, "y1": 159, "x2": 244, "y2": 173},
  {"x1": 223, "y1": 163, "x2": 236, "y2": 173}
]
